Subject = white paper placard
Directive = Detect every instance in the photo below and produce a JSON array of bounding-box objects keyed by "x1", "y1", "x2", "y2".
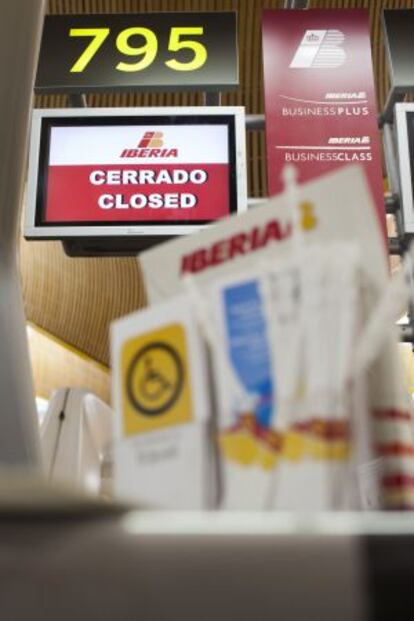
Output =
[{"x1": 111, "y1": 294, "x2": 214, "y2": 509}]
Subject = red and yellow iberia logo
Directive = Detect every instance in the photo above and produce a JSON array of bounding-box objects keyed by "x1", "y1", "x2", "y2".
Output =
[
  {"x1": 120, "y1": 131, "x2": 178, "y2": 158},
  {"x1": 137, "y1": 131, "x2": 164, "y2": 149}
]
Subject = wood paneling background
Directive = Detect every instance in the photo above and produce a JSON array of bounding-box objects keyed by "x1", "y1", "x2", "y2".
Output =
[
  {"x1": 21, "y1": 236, "x2": 147, "y2": 365},
  {"x1": 27, "y1": 324, "x2": 110, "y2": 403},
  {"x1": 21, "y1": 0, "x2": 414, "y2": 368},
  {"x1": 310, "y1": 0, "x2": 414, "y2": 109}
]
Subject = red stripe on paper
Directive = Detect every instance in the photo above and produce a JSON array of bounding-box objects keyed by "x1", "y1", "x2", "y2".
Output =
[
  {"x1": 376, "y1": 443, "x2": 414, "y2": 457},
  {"x1": 373, "y1": 409, "x2": 414, "y2": 422},
  {"x1": 382, "y1": 475, "x2": 414, "y2": 489}
]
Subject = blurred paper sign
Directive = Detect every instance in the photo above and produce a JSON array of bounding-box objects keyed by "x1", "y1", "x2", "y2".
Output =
[
  {"x1": 140, "y1": 165, "x2": 387, "y2": 305},
  {"x1": 111, "y1": 295, "x2": 214, "y2": 509}
]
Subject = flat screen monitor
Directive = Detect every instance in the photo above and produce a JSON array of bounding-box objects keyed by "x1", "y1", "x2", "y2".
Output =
[
  {"x1": 395, "y1": 103, "x2": 414, "y2": 234},
  {"x1": 383, "y1": 10, "x2": 414, "y2": 90},
  {"x1": 25, "y1": 107, "x2": 247, "y2": 255}
]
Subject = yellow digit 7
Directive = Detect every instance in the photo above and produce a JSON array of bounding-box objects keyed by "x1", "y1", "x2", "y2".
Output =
[
  {"x1": 69, "y1": 28, "x2": 110, "y2": 73},
  {"x1": 165, "y1": 27, "x2": 207, "y2": 71}
]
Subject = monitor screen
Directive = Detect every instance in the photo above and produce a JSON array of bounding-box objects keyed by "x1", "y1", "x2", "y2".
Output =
[
  {"x1": 396, "y1": 104, "x2": 414, "y2": 235},
  {"x1": 26, "y1": 107, "x2": 247, "y2": 242}
]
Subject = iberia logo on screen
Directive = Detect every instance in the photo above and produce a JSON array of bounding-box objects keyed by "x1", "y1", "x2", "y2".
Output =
[
  {"x1": 120, "y1": 131, "x2": 179, "y2": 158},
  {"x1": 139, "y1": 131, "x2": 163, "y2": 147},
  {"x1": 44, "y1": 124, "x2": 231, "y2": 223}
]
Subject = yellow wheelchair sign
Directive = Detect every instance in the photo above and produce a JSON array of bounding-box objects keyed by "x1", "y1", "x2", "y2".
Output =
[{"x1": 121, "y1": 323, "x2": 193, "y2": 436}]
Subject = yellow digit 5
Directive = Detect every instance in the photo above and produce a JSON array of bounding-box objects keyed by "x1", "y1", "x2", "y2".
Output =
[
  {"x1": 116, "y1": 27, "x2": 158, "y2": 72},
  {"x1": 165, "y1": 27, "x2": 207, "y2": 71},
  {"x1": 69, "y1": 28, "x2": 110, "y2": 73}
]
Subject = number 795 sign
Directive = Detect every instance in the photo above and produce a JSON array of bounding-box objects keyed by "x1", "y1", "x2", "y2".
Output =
[{"x1": 35, "y1": 12, "x2": 238, "y2": 93}]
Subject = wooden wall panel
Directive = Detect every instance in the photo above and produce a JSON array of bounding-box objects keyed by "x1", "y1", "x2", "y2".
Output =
[
  {"x1": 27, "y1": 324, "x2": 110, "y2": 403},
  {"x1": 310, "y1": 0, "x2": 414, "y2": 110},
  {"x1": 20, "y1": 236, "x2": 147, "y2": 366},
  {"x1": 22, "y1": 0, "x2": 414, "y2": 368}
]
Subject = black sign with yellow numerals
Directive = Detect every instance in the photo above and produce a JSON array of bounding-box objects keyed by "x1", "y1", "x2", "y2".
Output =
[{"x1": 35, "y1": 12, "x2": 238, "y2": 93}]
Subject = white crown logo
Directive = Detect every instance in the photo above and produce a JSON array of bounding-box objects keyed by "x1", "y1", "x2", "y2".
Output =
[{"x1": 290, "y1": 30, "x2": 346, "y2": 69}]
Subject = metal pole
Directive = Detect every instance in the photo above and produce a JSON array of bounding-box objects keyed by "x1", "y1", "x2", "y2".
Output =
[
  {"x1": 284, "y1": 0, "x2": 310, "y2": 8},
  {"x1": 383, "y1": 123, "x2": 401, "y2": 198},
  {"x1": 68, "y1": 94, "x2": 88, "y2": 108},
  {"x1": 0, "y1": 0, "x2": 45, "y2": 469},
  {"x1": 246, "y1": 114, "x2": 265, "y2": 130},
  {"x1": 380, "y1": 88, "x2": 406, "y2": 126},
  {"x1": 203, "y1": 92, "x2": 221, "y2": 106}
]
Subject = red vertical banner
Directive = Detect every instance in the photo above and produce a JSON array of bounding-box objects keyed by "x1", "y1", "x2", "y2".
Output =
[{"x1": 262, "y1": 9, "x2": 386, "y2": 237}]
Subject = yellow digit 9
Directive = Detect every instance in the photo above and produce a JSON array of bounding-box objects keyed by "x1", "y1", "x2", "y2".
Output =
[
  {"x1": 165, "y1": 27, "x2": 207, "y2": 71},
  {"x1": 69, "y1": 28, "x2": 110, "y2": 73},
  {"x1": 116, "y1": 27, "x2": 158, "y2": 72}
]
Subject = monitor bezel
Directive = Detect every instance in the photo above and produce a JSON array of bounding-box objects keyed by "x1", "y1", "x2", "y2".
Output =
[
  {"x1": 395, "y1": 103, "x2": 414, "y2": 234},
  {"x1": 25, "y1": 106, "x2": 247, "y2": 239}
]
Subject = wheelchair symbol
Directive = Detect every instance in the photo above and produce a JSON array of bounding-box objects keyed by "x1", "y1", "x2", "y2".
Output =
[{"x1": 126, "y1": 342, "x2": 184, "y2": 416}]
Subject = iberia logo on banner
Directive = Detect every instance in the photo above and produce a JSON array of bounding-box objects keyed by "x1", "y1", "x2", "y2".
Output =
[
  {"x1": 262, "y1": 9, "x2": 386, "y2": 238},
  {"x1": 44, "y1": 124, "x2": 230, "y2": 222},
  {"x1": 289, "y1": 30, "x2": 346, "y2": 69}
]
